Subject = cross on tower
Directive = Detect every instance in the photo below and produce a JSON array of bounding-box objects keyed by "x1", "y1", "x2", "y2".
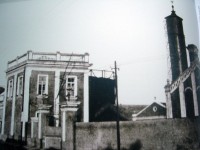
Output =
[{"x1": 171, "y1": 0, "x2": 174, "y2": 11}]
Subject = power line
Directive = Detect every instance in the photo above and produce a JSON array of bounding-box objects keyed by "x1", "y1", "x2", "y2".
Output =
[{"x1": 56, "y1": 53, "x2": 73, "y2": 100}]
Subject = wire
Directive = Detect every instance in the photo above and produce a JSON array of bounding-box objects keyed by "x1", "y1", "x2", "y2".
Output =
[{"x1": 55, "y1": 53, "x2": 73, "y2": 99}]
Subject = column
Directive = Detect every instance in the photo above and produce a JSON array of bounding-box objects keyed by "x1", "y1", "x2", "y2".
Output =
[
  {"x1": 83, "y1": 73, "x2": 89, "y2": 122},
  {"x1": 179, "y1": 82, "x2": 186, "y2": 118},
  {"x1": 62, "y1": 111, "x2": 66, "y2": 141},
  {"x1": 37, "y1": 109, "x2": 50, "y2": 139},
  {"x1": 54, "y1": 70, "x2": 60, "y2": 127},
  {"x1": 61, "y1": 101, "x2": 80, "y2": 150},
  {"x1": 10, "y1": 74, "x2": 17, "y2": 136},
  {"x1": 191, "y1": 72, "x2": 199, "y2": 116},
  {"x1": 37, "y1": 108, "x2": 50, "y2": 148},
  {"x1": 38, "y1": 113, "x2": 42, "y2": 139},
  {"x1": 165, "y1": 80, "x2": 173, "y2": 118},
  {"x1": 21, "y1": 67, "x2": 31, "y2": 138}
]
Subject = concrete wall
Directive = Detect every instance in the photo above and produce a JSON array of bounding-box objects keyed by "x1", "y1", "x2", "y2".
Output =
[{"x1": 75, "y1": 119, "x2": 199, "y2": 150}]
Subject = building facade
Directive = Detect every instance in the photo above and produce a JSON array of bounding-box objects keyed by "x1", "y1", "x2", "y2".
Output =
[
  {"x1": 1, "y1": 51, "x2": 91, "y2": 140},
  {"x1": 132, "y1": 102, "x2": 166, "y2": 121},
  {"x1": 164, "y1": 6, "x2": 200, "y2": 119}
]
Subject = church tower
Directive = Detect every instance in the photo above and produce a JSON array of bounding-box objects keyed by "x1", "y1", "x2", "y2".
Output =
[
  {"x1": 165, "y1": 5, "x2": 188, "y2": 81},
  {"x1": 164, "y1": 4, "x2": 200, "y2": 119}
]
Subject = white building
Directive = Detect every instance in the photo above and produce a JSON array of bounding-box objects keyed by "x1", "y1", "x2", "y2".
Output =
[{"x1": 1, "y1": 50, "x2": 91, "y2": 140}]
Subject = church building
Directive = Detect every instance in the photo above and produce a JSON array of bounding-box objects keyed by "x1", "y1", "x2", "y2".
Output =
[{"x1": 164, "y1": 5, "x2": 200, "y2": 119}]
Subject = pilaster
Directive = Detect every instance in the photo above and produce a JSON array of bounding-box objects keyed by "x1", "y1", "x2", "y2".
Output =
[
  {"x1": 54, "y1": 70, "x2": 60, "y2": 127},
  {"x1": 60, "y1": 101, "x2": 80, "y2": 150},
  {"x1": 37, "y1": 105, "x2": 51, "y2": 148},
  {"x1": 191, "y1": 72, "x2": 199, "y2": 116},
  {"x1": 179, "y1": 82, "x2": 186, "y2": 117},
  {"x1": 22, "y1": 67, "x2": 31, "y2": 138},
  {"x1": 10, "y1": 74, "x2": 17, "y2": 136},
  {"x1": 165, "y1": 80, "x2": 173, "y2": 118},
  {"x1": 83, "y1": 73, "x2": 89, "y2": 122}
]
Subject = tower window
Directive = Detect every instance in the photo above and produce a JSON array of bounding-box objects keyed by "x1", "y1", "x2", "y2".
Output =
[{"x1": 37, "y1": 75, "x2": 48, "y2": 95}]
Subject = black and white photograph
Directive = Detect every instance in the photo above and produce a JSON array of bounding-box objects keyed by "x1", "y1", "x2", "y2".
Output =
[{"x1": 0, "y1": 0, "x2": 200, "y2": 149}]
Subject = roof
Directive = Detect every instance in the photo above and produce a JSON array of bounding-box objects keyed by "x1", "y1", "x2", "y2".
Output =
[
  {"x1": 165, "y1": 7, "x2": 183, "y2": 20},
  {"x1": 133, "y1": 102, "x2": 166, "y2": 118},
  {"x1": 119, "y1": 104, "x2": 147, "y2": 120}
]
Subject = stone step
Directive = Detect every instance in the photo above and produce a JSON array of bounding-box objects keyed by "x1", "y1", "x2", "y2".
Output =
[{"x1": 44, "y1": 136, "x2": 62, "y2": 149}]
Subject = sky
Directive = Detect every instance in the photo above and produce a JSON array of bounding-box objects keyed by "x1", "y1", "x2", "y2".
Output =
[{"x1": 0, "y1": 0, "x2": 199, "y2": 105}]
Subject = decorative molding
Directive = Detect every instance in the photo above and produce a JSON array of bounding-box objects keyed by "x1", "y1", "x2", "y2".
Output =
[{"x1": 170, "y1": 61, "x2": 199, "y2": 93}]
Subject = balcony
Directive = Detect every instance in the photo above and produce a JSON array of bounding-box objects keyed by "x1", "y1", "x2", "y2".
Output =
[{"x1": 7, "y1": 51, "x2": 90, "y2": 70}]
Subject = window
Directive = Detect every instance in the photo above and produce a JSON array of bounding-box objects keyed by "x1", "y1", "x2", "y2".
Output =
[
  {"x1": 66, "y1": 76, "x2": 77, "y2": 98},
  {"x1": 8, "y1": 79, "x2": 13, "y2": 98},
  {"x1": 37, "y1": 75, "x2": 48, "y2": 95},
  {"x1": 153, "y1": 106, "x2": 157, "y2": 112},
  {"x1": 17, "y1": 76, "x2": 23, "y2": 95}
]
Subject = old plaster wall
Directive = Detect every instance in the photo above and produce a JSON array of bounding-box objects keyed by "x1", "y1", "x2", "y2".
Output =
[
  {"x1": 14, "y1": 97, "x2": 22, "y2": 139},
  {"x1": 4, "y1": 76, "x2": 14, "y2": 136},
  {"x1": 26, "y1": 70, "x2": 55, "y2": 137},
  {"x1": 59, "y1": 72, "x2": 84, "y2": 121},
  {"x1": 29, "y1": 70, "x2": 55, "y2": 118},
  {"x1": 75, "y1": 119, "x2": 199, "y2": 150},
  {"x1": 13, "y1": 72, "x2": 24, "y2": 139},
  {"x1": 4, "y1": 100, "x2": 12, "y2": 136}
]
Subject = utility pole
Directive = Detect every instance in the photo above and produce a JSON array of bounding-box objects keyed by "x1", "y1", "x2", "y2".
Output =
[{"x1": 114, "y1": 61, "x2": 120, "y2": 150}]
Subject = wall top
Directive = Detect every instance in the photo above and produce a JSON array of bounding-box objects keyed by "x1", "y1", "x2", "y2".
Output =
[{"x1": 7, "y1": 51, "x2": 90, "y2": 71}]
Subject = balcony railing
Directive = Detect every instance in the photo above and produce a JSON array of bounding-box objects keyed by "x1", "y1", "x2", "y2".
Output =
[{"x1": 7, "y1": 51, "x2": 90, "y2": 69}]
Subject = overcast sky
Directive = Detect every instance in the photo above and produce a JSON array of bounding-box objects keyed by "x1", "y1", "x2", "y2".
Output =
[{"x1": 0, "y1": 0, "x2": 199, "y2": 104}]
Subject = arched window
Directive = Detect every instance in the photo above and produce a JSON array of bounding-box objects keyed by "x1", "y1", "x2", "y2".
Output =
[{"x1": 185, "y1": 87, "x2": 194, "y2": 118}]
